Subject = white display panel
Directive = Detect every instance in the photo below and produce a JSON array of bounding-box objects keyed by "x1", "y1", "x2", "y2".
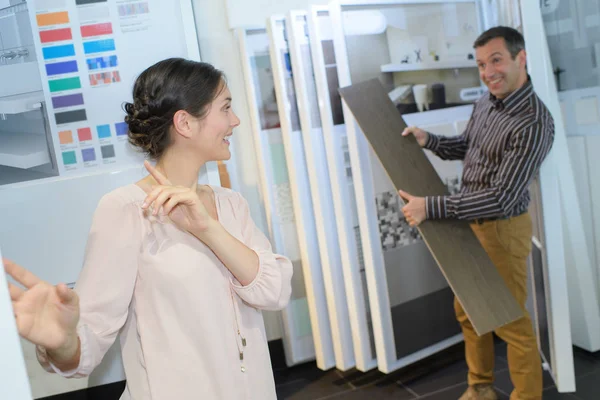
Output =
[
  {"x1": 237, "y1": 27, "x2": 318, "y2": 367},
  {"x1": 266, "y1": 16, "x2": 336, "y2": 370},
  {"x1": 520, "y1": 0, "x2": 600, "y2": 391},
  {"x1": 329, "y1": 0, "x2": 479, "y2": 373},
  {"x1": 287, "y1": 9, "x2": 355, "y2": 371},
  {"x1": 0, "y1": 252, "x2": 34, "y2": 400},
  {"x1": 307, "y1": 5, "x2": 377, "y2": 372}
]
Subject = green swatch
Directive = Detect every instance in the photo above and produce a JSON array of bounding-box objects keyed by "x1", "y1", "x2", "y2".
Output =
[{"x1": 49, "y1": 77, "x2": 81, "y2": 92}]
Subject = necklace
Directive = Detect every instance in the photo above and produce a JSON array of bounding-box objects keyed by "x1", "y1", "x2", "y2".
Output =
[{"x1": 230, "y1": 287, "x2": 247, "y2": 372}]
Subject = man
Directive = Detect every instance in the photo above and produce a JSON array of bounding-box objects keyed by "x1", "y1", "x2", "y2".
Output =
[{"x1": 400, "y1": 26, "x2": 554, "y2": 400}]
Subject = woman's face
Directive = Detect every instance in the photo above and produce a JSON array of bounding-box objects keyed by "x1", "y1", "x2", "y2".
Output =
[{"x1": 189, "y1": 84, "x2": 240, "y2": 162}]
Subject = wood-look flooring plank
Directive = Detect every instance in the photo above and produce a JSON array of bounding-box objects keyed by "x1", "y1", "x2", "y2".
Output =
[{"x1": 339, "y1": 78, "x2": 522, "y2": 335}]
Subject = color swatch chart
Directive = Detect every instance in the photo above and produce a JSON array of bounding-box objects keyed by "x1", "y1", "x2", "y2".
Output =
[{"x1": 34, "y1": 0, "x2": 123, "y2": 172}]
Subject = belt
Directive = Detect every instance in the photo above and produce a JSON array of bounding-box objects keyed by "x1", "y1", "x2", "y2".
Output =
[
  {"x1": 470, "y1": 211, "x2": 525, "y2": 225},
  {"x1": 471, "y1": 215, "x2": 508, "y2": 225}
]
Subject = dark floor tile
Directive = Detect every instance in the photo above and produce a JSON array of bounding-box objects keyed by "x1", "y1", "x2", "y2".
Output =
[
  {"x1": 493, "y1": 368, "x2": 555, "y2": 394},
  {"x1": 493, "y1": 387, "x2": 511, "y2": 400},
  {"x1": 274, "y1": 362, "x2": 330, "y2": 386},
  {"x1": 402, "y1": 356, "x2": 507, "y2": 396},
  {"x1": 402, "y1": 358, "x2": 468, "y2": 395},
  {"x1": 573, "y1": 347, "x2": 600, "y2": 364},
  {"x1": 326, "y1": 379, "x2": 416, "y2": 400},
  {"x1": 542, "y1": 386, "x2": 581, "y2": 400},
  {"x1": 335, "y1": 367, "x2": 386, "y2": 388},
  {"x1": 494, "y1": 339, "x2": 508, "y2": 360},
  {"x1": 275, "y1": 369, "x2": 353, "y2": 400},
  {"x1": 572, "y1": 351, "x2": 599, "y2": 378},
  {"x1": 417, "y1": 382, "x2": 469, "y2": 399},
  {"x1": 571, "y1": 369, "x2": 600, "y2": 400}
]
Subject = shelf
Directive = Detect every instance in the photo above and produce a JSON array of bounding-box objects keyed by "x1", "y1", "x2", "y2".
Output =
[
  {"x1": 0, "y1": 91, "x2": 44, "y2": 114},
  {"x1": 381, "y1": 60, "x2": 477, "y2": 73},
  {"x1": 0, "y1": 131, "x2": 50, "y2": 169}
]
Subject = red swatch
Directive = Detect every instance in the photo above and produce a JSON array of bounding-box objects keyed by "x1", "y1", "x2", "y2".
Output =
[
  {"x1": 77, "y1": 127, "x2": 92, "y2": 142},
  {"x1": 81, "y1": 23, "x2": 113, "y2": 38},
  {"x1": 40, "y1": 28, "x2": 72, "y2": 43}
]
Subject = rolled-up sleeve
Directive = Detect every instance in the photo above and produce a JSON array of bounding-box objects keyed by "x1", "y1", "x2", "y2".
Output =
[
  {"x1": 229, "y1": 194, "x2": 293, "y2": 311},
  {"x1": 37, "y1": 191, "x2": 141, "y2": 377}
]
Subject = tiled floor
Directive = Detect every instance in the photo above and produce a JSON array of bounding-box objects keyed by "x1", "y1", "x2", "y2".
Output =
[
  {"x1": 274, "y1": 341, "x2": 600, "y2": 400},
  {"x1": 41, "y1": 340, "x2": 599, "y2": 399}
]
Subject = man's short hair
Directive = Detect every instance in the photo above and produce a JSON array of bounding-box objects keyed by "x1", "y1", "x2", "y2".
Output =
[{"x1": 473, "y1": 26, "x2": 525, "y2": 59}]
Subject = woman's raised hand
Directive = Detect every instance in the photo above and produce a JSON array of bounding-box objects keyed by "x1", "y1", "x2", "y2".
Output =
[
  {"x1": 142, "y1": 160, "x2": 215, "y2": 235},
  {"x1": 4, "y1": 259, "x2": 80, "y2": 355}
]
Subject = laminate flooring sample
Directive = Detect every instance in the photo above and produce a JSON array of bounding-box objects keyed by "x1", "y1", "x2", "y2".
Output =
[{"x1": 339, "y1": 78, "x2": 522, "y2": 335}]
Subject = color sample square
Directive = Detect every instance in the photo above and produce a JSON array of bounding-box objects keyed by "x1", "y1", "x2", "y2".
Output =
[
  {"x1": 62, "y1": 151, "x2": 76, "y2": 165},
  {"x1": 76, "y1": 0, "x2": 107, "y2": 4},
  {"x1": 86, "y1": 55, "x2": 118, "y2": 70},
  {"x1": 83, "y1": 39, "x2": 115, "y2": 54},
  {"x1": 35, "y1": 0, "x2": 67, "y2": 11},
  {"x1": 101, "y1": 144, "x2": 115, "y2": 159},
  {"x1": 52, "y1": 93, "x2": 84, "y2": 109},
  {"x1": 89, "y1": 70, "x2": 120, "y2": 86},
  {"x1": 97, "y1": 124, "x2": 111, "y2": 139},
  {"x1": 58, "y1": 130, "x2": 73, "y2": 144},
  {"x1": 118, "y1": 2, "x2": 149, "y2": 17},
  {"x1": 40, "y1": 28, "x2": 72, "y2": 43},
  {"x1": 42, "y1": 44, "x2": 75, "y2": 60},
  {"x1": 55, "y1": 109, "x2": 87, "y2": 125},
  {"x1": 77, "y1": 127, "x2": 92, "y2": 142},
  {"x1": 36, "y1": 11, "x2": 69, "y2": 27},
  {"x1": 115, "y1": 122, "x2": 128, "y2": 136},
  {"x1": 78, "y1": 5, "x2": 109, "y2": 22},
  {"x1": 81, "y1": 23, "x2": 112, "y2": 37},
  {"x1": 82, "y1": 148, "x2": 96, "y2": 162},
  {"x1": 45, "y1": 60, "x2": 78, "y2": 76},
  {"x1": 49, "y1": 77, "x2": 81, "y2": 92}
]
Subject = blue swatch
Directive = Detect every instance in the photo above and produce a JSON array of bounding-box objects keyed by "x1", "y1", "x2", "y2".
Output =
[
  {"x1": 42, "y1": 44, "x2": 76, "y2": 60},
  {"x1": 97, "y1": 124, "x2": 111, "y2": 139},
  {"x1": 115, "y1": 122, "x2": 128, "y2": 136},
  {"x1": 45, "y1": 60, "x2": 78, "y2": 76},
  {"x1": 83, "y1": 39, "x2": 115, "y2": 54},
  {"x1": 86, "y1": 55, "x2": 118, "y2": 70}
]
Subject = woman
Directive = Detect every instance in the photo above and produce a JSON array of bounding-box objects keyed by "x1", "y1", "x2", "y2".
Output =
[{"x1": 5, "y1": 58, "x2": 293, "y2": 400}]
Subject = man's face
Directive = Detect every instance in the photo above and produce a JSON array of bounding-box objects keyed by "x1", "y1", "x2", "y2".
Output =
[{"x1": 476, "y1": 37, "x2": 527, "y2": 99}]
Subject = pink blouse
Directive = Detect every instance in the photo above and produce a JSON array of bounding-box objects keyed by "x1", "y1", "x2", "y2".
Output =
[{"x1": 37, "y1": 184, "x2": 293, "y2": 399}]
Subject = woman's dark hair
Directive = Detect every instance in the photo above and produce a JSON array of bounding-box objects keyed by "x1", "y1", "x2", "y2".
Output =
[
  {"x1": 473, "y1": 26, "x2": 525, "y2": 59},
  {"x1": 123, "y1": 58, "x2": 225, "y2": 160}
]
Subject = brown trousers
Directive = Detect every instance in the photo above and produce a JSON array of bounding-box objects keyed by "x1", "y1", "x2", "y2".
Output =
[{"x1": 455, "y1": 212, "x2": 542, "y2": 400}]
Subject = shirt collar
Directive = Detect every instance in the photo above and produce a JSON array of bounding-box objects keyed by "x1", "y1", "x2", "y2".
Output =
[{"x1": 488, "y1": 75, "x2": 534, "y2": 114}]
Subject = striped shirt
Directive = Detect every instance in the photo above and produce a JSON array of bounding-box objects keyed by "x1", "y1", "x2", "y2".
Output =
[{"x1": 424, "y1": 78, "x2": 555, "y2": 221}]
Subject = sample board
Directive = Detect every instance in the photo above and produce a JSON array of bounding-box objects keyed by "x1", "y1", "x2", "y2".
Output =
[
  {"x1": 287, "y1": 9, "x2": 355, "y2": 371},
  {"x1": 27, "y1": 0, "x2": 200, "y2": 175},
  {"x1": 237, "y1": 27, "x2": 318, "y2": 368},
  {"x1": 338, "y1": 78, "x2": 522, "y2": 335},
  {"x1": 307, "y1": 5, "x2": 377, "y2": 372},
  {"x1": 267, "y1": 15, "x2": 336, "y2": 370}
]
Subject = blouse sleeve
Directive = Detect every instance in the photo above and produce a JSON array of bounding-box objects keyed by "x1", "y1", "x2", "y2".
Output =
[
  {"x1": 37, "y1": 191, "x2": 141, "y2": 378},
  {"x1": 229, "y1": 193, "x2": 293, "y2": 311}
]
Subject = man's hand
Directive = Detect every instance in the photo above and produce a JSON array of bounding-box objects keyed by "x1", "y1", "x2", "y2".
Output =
[
  {"x1": 398, "y1": 190, "x2": 426, "y2": 227},
  {"x1": 401, "y1": 126, "x2": 428, "y2": 147}
]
